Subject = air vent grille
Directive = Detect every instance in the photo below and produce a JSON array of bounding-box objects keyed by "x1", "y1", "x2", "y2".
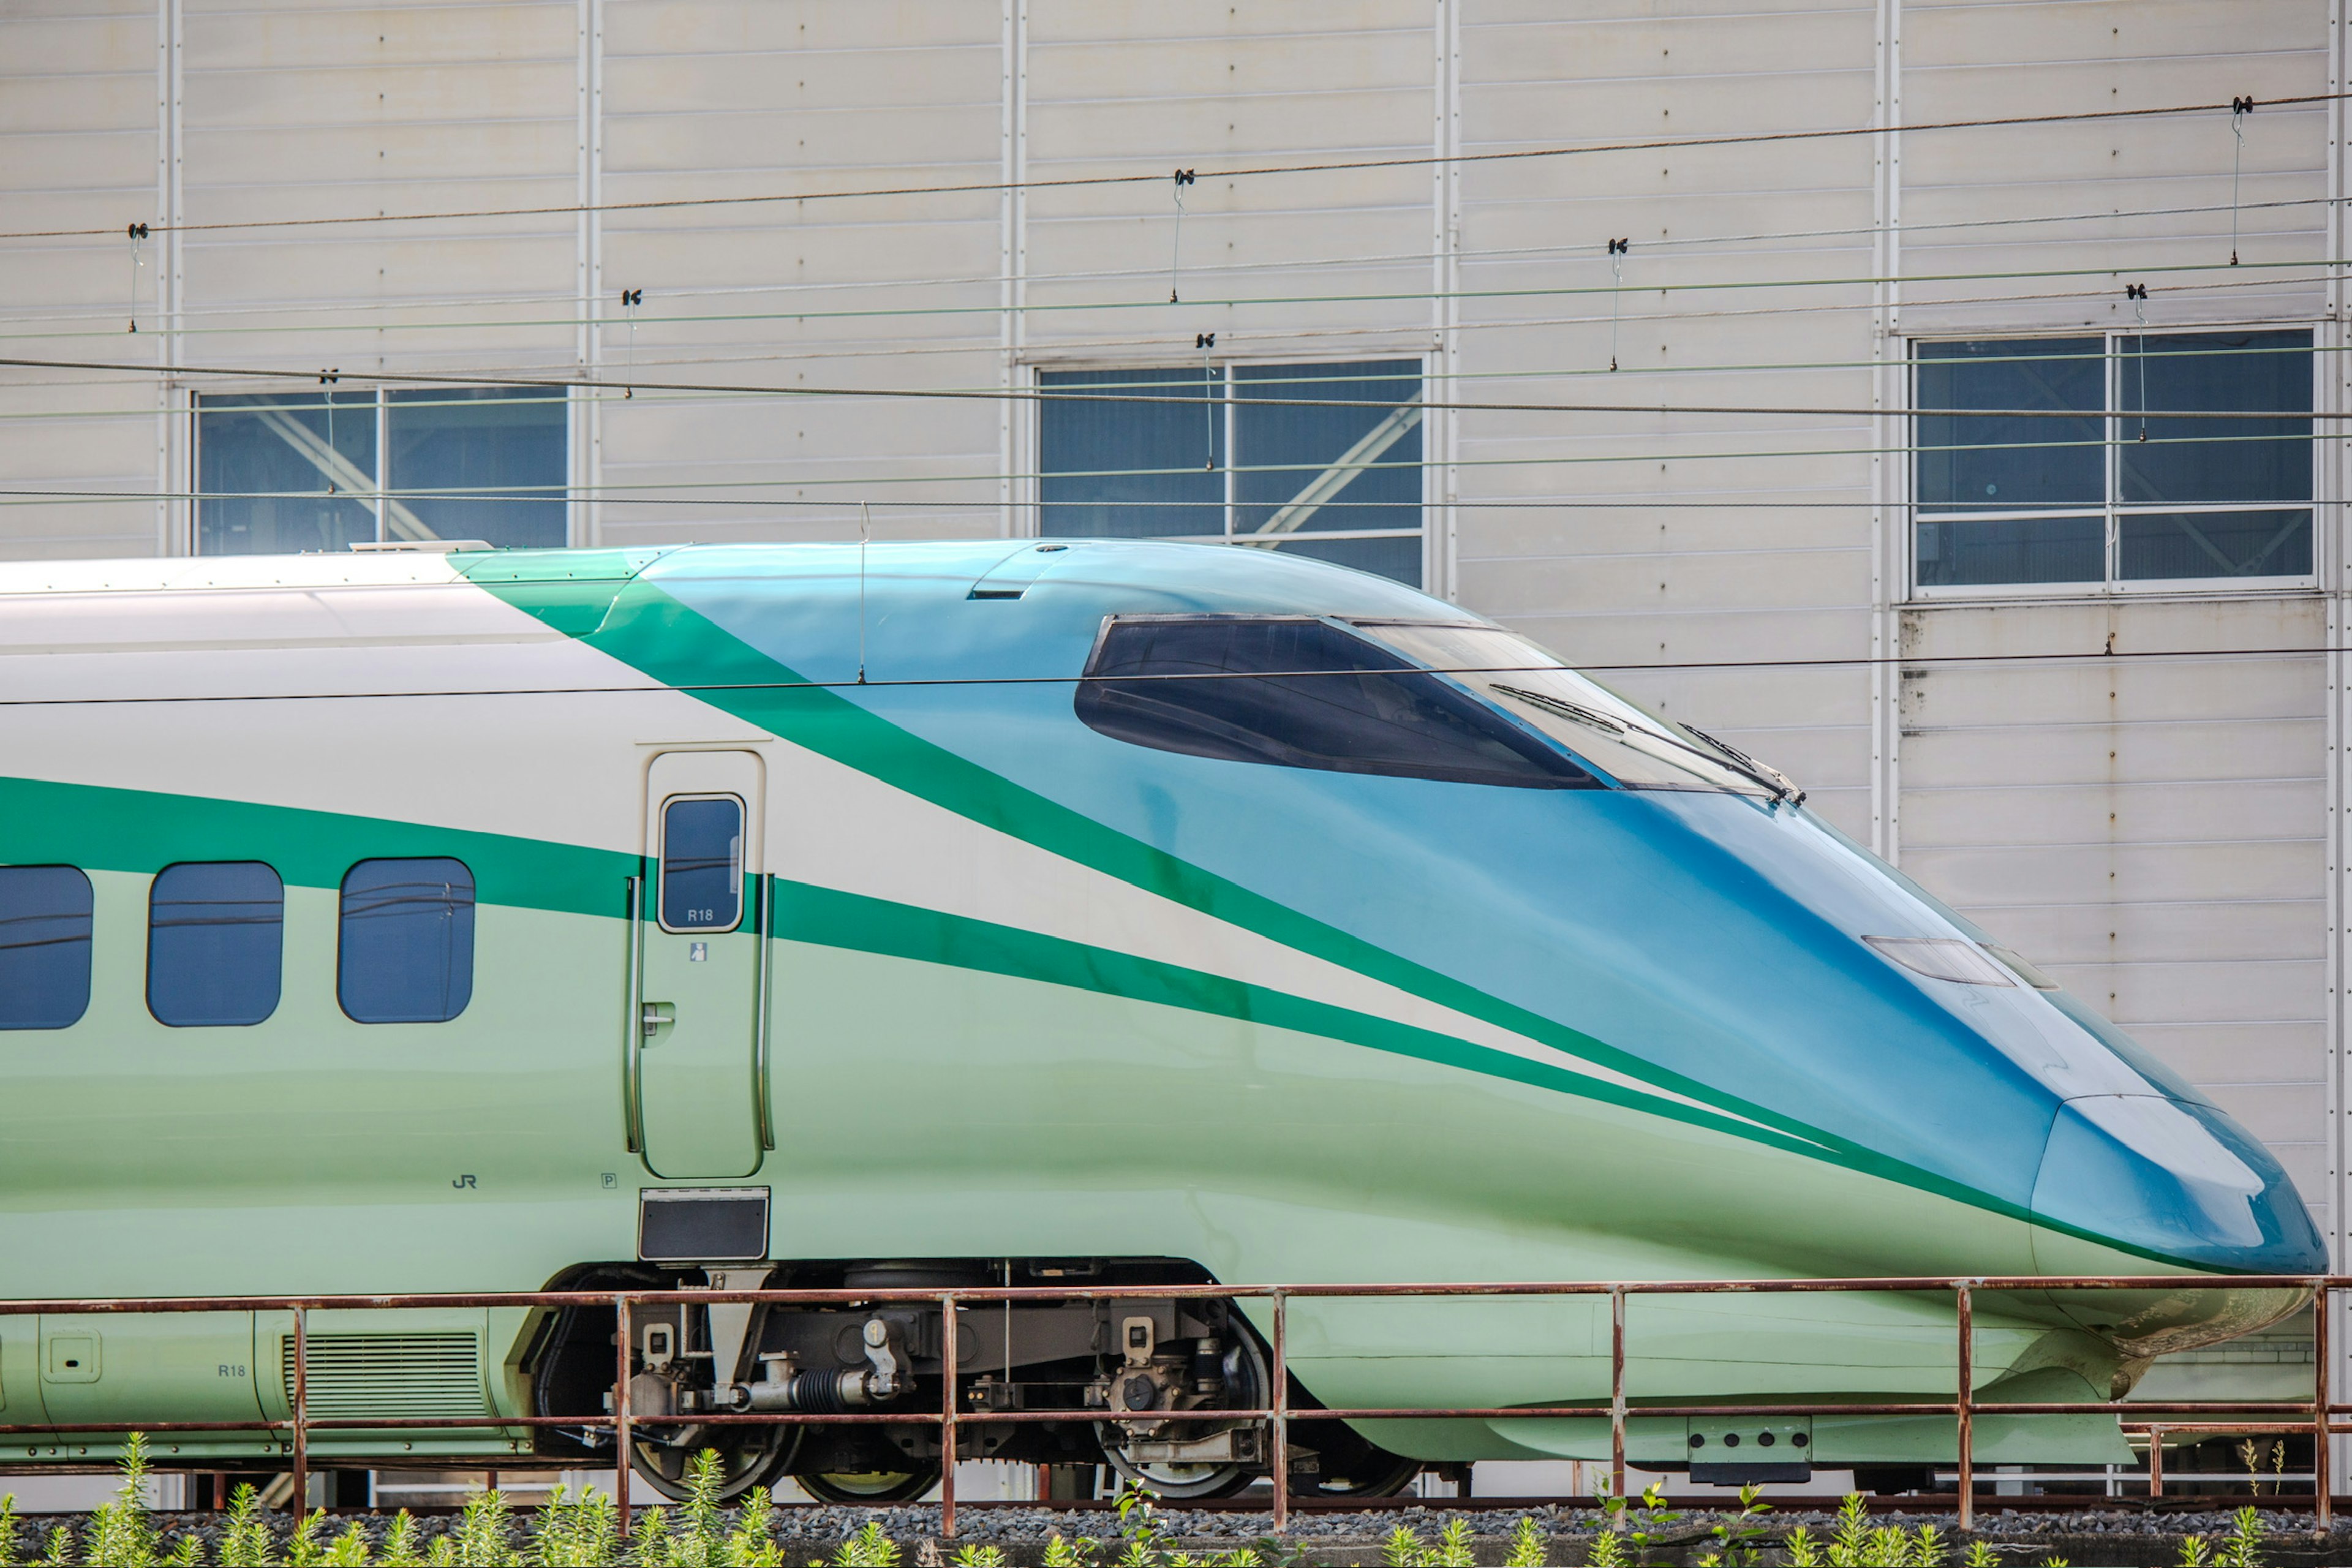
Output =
[{"x1": 281, "y1": 1333, "x2": 483, "y2": 1419}]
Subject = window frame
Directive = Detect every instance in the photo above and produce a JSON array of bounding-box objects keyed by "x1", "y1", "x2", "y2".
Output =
[
  {"x1": 1907, "y1": 327, "x2": 2320, "y2": 601},
  {"x1": 1030, "y1": 355, "x2": 1432, "y2": 587},
  {"x1": 187, "y1": 383, "x2": 578, "y2": 556}
]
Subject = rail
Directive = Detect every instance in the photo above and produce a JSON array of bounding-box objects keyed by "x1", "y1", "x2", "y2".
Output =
[{"x1": 0, "y1": 1273, "x2": 2335, "y2": 1539}]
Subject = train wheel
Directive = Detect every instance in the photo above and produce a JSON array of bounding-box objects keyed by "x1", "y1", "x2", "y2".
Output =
[
  {"x1": 796, "y1": 1465, "x2": 941, "y2": 1504},
  {"x1": 629, "y1": 1428, "x2": 795, "y2": 1502},
  {"x1": 1101, "y1": 1454, "x2": 1256, "y2": 1499},
  {"x1": 1099, "y1": 1328, "x2": 1269, "y2": 1500},
  {"x1": 1293, "y1": 1447, "x2": 1421, "y2": 1498}
]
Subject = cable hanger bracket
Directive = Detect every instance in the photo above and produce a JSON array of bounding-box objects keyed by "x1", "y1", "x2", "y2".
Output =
[
  {"x1": 1606, "y1": 238, "x2": 1630, "y2": 372},
  {"x1": 1197, "y1": 331, "x2": 1217, "y2": 470},
  {"x1": 619, "y1": 288, "x2": 644, "y2": 398},
  {"x1": 2228, "y1": 97, "x2": 2253, "y2": 265},
  {"x1": 125, "y1": 222, "x2": 149, "y2": 334},
  {"x1": 1169, "y1": 169, "x2": 1196, "y2": 303},
  {"x1": 2124, "y1": 286, "x2": 2149, "y2": 440}
]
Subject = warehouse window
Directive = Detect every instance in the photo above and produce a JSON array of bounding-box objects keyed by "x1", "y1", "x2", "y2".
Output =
[
  {"x1": 1039, "y1": 360, "x2": 1425, "y2": 586},
  {"x1": 0, "y1": 865, "x2": 92, "y2": 1030},
  {"x1": 1076, "y1": 616, "x2": 1595, "y2": 789},
  {"x1": 338, "y1": 858, "x2": 475, "y2": 1024},
  {"x1": 197, "y1": 387, "x2": 568, "y2": 554},
  {"x1": 148, "y1": 862, "x2": 283, "y2": 1028},
  {"x1": 1913, "y1": 331, "x2": 2313, "y2": 592}
]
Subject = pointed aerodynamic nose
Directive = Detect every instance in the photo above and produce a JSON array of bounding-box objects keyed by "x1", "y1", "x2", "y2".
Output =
[{"x1": 2031, "y1": 1093, "x2": 2328, "y2": 1273}]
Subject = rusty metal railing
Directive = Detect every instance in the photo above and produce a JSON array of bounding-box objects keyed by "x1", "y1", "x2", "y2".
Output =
[{"x1": 0, "y1": 1274, "x2": 2335, "y2": 1537}]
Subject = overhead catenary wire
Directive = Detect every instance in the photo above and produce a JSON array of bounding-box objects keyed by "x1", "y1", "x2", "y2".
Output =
[
  {"x1": 0, "y1": 189, "x2": 2334, "y2": 338},
  {"x1": 0, "y1": 642, "x2": 2346, "y2": 714},
  {"x1": 0, "y1": 314, "x2": 2337, "y2": 431},
  {"x1": 0, "y1": 89, "x2": 2333, "y2": 244},
  {"x1": 0, "y1": 249, "x2": 2337, "y2": 350},
  {"x1": 0, "y1": 260, "x2": 2335, "y2": 412},
  {"x1": 1, "y1": 349, "x2": 2338, "y2": 426},
  {"x1": 0, "y1": 494, "x2": 1973, "y2": 511}
]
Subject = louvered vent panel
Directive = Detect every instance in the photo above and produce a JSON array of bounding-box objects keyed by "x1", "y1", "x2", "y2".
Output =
[{"x1": 281, "y1": 1334, "x2": 483, "y2": 1419}]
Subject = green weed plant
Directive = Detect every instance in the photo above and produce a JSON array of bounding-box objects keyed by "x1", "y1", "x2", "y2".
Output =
[{"x1": 0, "y1": 1436, "x2": 2290, "y2": 1568}]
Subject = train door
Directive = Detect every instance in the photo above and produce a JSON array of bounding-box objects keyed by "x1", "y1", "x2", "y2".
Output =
[{"x1": 632, "y1": 750, "x2": 768, "y2": 1180}]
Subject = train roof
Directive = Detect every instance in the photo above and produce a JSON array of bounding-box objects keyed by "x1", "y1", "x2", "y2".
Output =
[{"x1": 0, "y1": 538, "x2": 1451, "y2": 622}]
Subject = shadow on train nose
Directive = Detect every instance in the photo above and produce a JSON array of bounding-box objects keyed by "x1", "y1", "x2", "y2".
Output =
[{"x1": 2030, "y1": 1093, "x2": 2328, "y2": 1275}]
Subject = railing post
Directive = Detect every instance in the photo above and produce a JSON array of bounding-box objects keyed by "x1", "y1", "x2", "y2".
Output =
[
  {"x1": 941, "y1": 1292, "x2": 959, "y2": 1539},
  {"x1": 2315, "y1": 1280, "x2": 2332, "y2": 1529},
  {"x1": 1271, "y1": 1292, "x2": 1289, "y2": 1533},
  {"x1": 1955, "y1": 1285, "x2": 1973, "y2": 1535},
  {"x1": 290, "y1": 1305, "x2": 308, "y2": 1518},
  {"x1": 288, "y1": 1306, "x2": 308, "y2": 1523},
  {"x1": 615, "y1": 1295, "x2": 633, "y2": 1540},
  {"x1": 1609, "y1": 1285, "x2": 1627, "y2": 1520},
  {"x1": 2149, "y1": 1425, "x2": 2165, "y2": 1499}
]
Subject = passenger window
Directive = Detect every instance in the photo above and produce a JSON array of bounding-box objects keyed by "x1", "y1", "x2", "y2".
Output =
[
  {"x1": 1075, "y1": 617, "x2": 1596, "y2": 790},
  {"x1": 148, "y1": 862, "x2": 284, "y2": 1027},
  {"x1": 660, "y1": 797, "x2": 744, "y2": 932},
  {"x1": 338, "y1": 858, "x2": 475, "y2": 1023},
  {"x1": 0, "y1": 865, "x2": 93, "y2": 1030}
]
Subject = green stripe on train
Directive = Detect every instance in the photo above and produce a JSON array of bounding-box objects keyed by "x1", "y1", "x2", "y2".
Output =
[
  {"x1": 772, "y1": 878, "x2": 1834, "y2": 1162},
  {"x1": 0, "y1": 774, "x2": 633, "y2": 916}
]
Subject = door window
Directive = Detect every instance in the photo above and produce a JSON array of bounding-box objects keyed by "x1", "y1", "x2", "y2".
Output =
[{"x1": 660, "y1": 796, "x2": 744, "y2": 932}]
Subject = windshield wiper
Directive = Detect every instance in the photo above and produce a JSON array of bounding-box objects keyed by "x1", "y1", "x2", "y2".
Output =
[
  {"x1": 1677, "y1": 722, "x2": 1806, "y2": 805},
  {"x1": 1492, "y1": 684, "x2": 1627, "y2": 735},
  {"x1": 1495, "y1": 684, "x2": 1801, "y2": 803}
]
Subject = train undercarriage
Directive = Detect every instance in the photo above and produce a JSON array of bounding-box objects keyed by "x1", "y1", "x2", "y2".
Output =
[{"x1": 526, "y1": 1259, "x2": 1423, "y2": 1502}]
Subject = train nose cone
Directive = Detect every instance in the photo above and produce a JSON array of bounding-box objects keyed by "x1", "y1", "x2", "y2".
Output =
[{"x1": 2030, "y1": 1093, "x2": 2326, "y2": 1273}]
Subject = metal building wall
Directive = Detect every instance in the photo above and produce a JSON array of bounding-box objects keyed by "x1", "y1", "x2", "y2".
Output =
[
  {"x1": 0, "y1": 0, "x2": 2337, "y2": 1268},
  {"x1": 0, "y1": 1, "x2": 173, "y2": 559},
  {"x1": 1891, "y1": 0, "x2": 2339, "y2": 1239}
]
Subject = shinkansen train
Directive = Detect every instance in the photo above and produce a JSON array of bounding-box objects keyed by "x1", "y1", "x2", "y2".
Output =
[{"x1": 0, "y1": 538, "x2": 2324, "y2": 1502}]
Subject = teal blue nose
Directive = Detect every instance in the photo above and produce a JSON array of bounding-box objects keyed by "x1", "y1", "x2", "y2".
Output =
[{"x1": 2031, "y1": 1093, "x2": 2327, "y2": 1273}]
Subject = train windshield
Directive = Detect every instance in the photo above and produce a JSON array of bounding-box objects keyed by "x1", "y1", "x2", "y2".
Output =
[
  {"x1": 1357, "y1": 622, "x2": 1791, "y2": 797},
  {"x1": 1076, "y1": 616, "x2": 1600, "y2": 790}
]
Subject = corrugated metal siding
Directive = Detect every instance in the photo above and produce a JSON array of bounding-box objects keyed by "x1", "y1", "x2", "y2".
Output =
[
  {"x1": 1454, "y1": 1, "x2": 1883, "y2": 838},
  {"x1": 598, "y1": 0, "x2": 1005, "y2": 543},
  {"x1": 1022, "y1": 5, "x2": 1436, "y2": 341},
  {"x1": 1900, "y1": 0, "x2": 2330, "y2": 335},
  {"x1": 0, "y1": 2, "x2": 160, "y2": 557},
  {"x1": 179, "y1": 1, "x2": 578, "y2": 370}
]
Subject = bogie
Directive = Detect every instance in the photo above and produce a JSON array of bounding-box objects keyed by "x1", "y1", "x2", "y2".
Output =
[{"x1": 527, "y1": 1258, "x2": 1318, "y2": 1502}]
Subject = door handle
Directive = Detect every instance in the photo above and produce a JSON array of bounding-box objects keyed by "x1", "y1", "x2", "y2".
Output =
[{"x1": 641, "y1": 1002, "x2": 675, "y2": 1038}]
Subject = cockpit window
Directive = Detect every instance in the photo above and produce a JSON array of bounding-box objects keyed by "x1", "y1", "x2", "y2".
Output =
[
  {"x1": 1076, "y1": 616, "x2": 1598, "y2": 790},
  {"x1": 1355, "y1": 621, "x2": 1798, "y2": 797}
]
